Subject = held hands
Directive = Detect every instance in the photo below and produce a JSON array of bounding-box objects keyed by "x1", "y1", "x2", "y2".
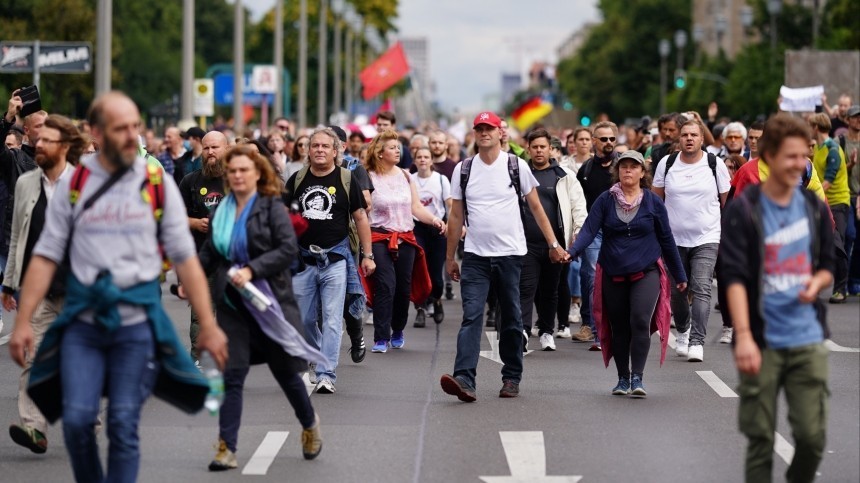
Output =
[
  {"x1": 549, "y1": 246, "x2": 570, "y2": 264},
  {"x1": 230, "y1": 267, "x2": 253, "y2": 288},
  {"x1": 432, "y1": 217, "x2": 447, "y2": 236},
  {"x1": 361, "y1": 258, "x2": 376, "y2": 277}
]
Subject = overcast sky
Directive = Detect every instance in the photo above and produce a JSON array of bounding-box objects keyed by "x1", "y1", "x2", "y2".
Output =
[{"x1": 244, "y1": 0, "x2": 599, "y2": 113}]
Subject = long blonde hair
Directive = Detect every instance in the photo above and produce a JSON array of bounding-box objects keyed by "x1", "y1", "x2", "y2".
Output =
[{"x1": 365, "y1": 129, "x2": 400, "y2": 174}]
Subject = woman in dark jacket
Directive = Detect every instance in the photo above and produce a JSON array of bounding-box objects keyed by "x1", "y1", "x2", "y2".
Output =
[
  {"x1": 199, "y1": 145, "x2": 326, "y2": 471},
  {"x1": 569, "y1": 150, "x2": 687, "y2": 397}
]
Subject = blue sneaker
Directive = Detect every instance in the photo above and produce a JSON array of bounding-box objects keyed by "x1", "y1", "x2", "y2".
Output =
[
  {"x1": 391, "y1": 331, "x2": 405, "y2": 349},
  {"x1": 630, "y1": 373, "x2": 646, "y2": 397},
  {"x1": 372, "y1": 340, "x2": 389, "y2": 353},
  {"x1": 611, "y1": 377, "x2": 631, "y2": 395}
]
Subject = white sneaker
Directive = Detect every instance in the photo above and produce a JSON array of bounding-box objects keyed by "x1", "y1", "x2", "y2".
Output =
[
  {"x1": 687, "y1": 344, "x2": 704, "y2": 362},
  {"x1": 719, "y1": 327, "x2": 733, "y2": 344},
  {"x1": 675, "y1": 329, "x2": 690, "y2": 357},
  {"x1": 530, "y1": 325, "x2": 540, "y2": 337},
  {"x1": 425, "y1": 303, "x2": 434, "y2": 316},
  {"x1": 556, "y1": 327, "x2": 572, "y2": 339},
  {"x1": 539, "y1": 333, "x2": 556, "y2": 351},
  {"x1": 568, "y1": 303, "x2": 582, "y2": 324},
  {"x1": 314, "y1": 378, "x2": 336, "y2": 394},
  {"x1": 364, "y1": 311, "x2": 374, "y2": 326}
]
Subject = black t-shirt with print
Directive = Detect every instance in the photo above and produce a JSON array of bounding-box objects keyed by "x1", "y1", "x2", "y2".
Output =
[
  {"x1": 179, "y1": 170, "x2": 226, "y2": 249},
  {"x1": 286, "y1": 167, "x2": 366, "y2": 250}
]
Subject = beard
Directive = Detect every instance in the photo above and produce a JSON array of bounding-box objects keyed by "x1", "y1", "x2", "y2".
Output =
[
  {"x1": 202, "y1": 157, "x2": 225, "y2": 178},
  {"x1": 35, "y1": 152, "x2": 60, "y2": 170},
  {"x1": 102, "y1": 135, "x2": 138, "y2": 169}
]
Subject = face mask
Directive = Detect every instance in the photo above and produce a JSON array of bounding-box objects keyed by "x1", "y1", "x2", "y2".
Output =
[{"x1": 183, "y1": 140, "x2": 192, "y2": 151}]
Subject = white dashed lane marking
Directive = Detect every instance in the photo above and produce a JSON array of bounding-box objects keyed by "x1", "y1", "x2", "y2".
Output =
[{"x1": 242, "y1": 431, "x2": 289, "y2": 475}]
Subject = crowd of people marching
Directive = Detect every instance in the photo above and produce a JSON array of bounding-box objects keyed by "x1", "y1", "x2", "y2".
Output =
[{"x1": 1, "y1": 87, "x2": 858, "y2": 482}]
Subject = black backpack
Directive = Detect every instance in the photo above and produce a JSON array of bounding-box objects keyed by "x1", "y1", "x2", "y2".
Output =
[
  {"x1": 460, "y1": 153, "x2": 526, "y2": 226},
  {"x1": 663, "y1": 151, "x2": 721, "y2": 202}
]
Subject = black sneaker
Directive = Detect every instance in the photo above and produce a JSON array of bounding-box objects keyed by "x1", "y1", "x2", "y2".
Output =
[
  {"x1": 350, "y1": 336, "x2": 366, "y2": 363},
  {"x1": 440, "y1": 374, "x2": 476, "y2": 402},
  {"x1": 445, "y1": 282, "x2": 454, "y2": 300},
  {"x1": 414, "y1": 308, "x2": 426, "y2": 328},
  {"x1": 9, "y1": 424, "x2": 47, "y2": 454},
  {"x1": 433, "y1": 299, "x2": 444, "y2": 323},
  {"x1": 485, "y1": 307, "x2": 497, "y2": 328},
  {"x1": 499, "y1": 380, "x2": 519, "y2": 398}
]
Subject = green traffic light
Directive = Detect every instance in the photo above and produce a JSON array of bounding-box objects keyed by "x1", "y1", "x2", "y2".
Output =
[
  {"x1": 580, "y1": 116, "x2": 591, "y2": 127},
  {"x1": 675, "y1": 78, "x2": 686, "y2": 89}
]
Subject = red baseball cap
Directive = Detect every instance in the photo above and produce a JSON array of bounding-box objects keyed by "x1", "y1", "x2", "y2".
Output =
[{"x1": 473, "y1": 111, "x2": 502, "y2": 129}]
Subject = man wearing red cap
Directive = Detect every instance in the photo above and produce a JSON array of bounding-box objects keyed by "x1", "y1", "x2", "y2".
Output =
[{"x1": 440, "y1": 111, "x2": 569, "y2": 402}]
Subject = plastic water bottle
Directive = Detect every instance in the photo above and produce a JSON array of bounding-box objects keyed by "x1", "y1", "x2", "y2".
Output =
[
  {"x1": 227, "y1": 267, "x2": 273, "y2": 311},
  {"x1": 200, "y1": 351, "x2": 224, "y2": 416}
]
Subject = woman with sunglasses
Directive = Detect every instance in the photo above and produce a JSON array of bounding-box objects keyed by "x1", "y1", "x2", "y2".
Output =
[{"x1": 285, "y1": 134, "x2": 309, "y2": 180}]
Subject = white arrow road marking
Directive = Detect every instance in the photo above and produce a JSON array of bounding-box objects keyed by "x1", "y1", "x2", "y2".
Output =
[
  {"x1": 479, "y1": 431, "x2": 582, "y2": 483},
  {"x1": 696, "y1": 371, "x2": 739, "y2": 398},
  {"x1": 696, "y1": 370, "x2": 796, "y2": 465},
  {"x1": 480, "y1": 331, "x2": 533, "y2": 364},
  {"x1": 301, "y1": 372, "x2": 315, "y2": 395},
  {"x1": 824, "y1": 339, "x2": 860, "y2": 353},
  {"x1": 242, "y1": 431, "x2": 289, "y2": 475}
]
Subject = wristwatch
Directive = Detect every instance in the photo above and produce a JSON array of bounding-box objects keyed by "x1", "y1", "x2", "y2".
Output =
[
  {"x1": 362, "y1": 253, "x2": 375, "y2": 261},
  {"x1": 550, "y1": 241, "x2": 559, "y2": 249}
]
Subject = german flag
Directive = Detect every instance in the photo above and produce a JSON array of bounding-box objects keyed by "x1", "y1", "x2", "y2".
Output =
[{"x1": 511, "y1": 96, "x2": 553, "y2": 131}]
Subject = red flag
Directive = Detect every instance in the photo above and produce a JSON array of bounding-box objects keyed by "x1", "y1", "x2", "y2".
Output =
[{"x1": 360, "y1": 42, "x2": 410, "y2": 100}]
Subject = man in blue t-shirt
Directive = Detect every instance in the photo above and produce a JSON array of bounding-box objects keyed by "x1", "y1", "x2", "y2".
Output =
[{"x1": 719, "y1": 113, "x2": 835, "y2": 483}]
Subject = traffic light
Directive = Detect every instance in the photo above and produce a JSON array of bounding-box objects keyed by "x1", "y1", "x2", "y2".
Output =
[
  {"x1": 674, "y1": 69, "x2": 687, "y2": 89},
  {"x1": 563, "y1": 101, "x2": 574, "y2": 111},
  {"x1": 580, "y1": 115, "x2": 591, "y2": 127}
]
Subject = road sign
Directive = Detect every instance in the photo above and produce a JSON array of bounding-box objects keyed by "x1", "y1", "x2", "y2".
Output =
[
  {"x1": 251, "y1": 65, "x2": 278, "y2": 94},
  {"x1": 0, "y1": 41, "x2": 92, "y2": 73},
  {"x1": 192, "y1": 79, "x2": 214, "y2": 117}
]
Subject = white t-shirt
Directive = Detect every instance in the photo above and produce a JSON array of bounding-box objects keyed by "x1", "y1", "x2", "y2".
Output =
[
  {"x1": 451, "y1": 152, "x2": 539, "y2": 256},
  {"x1": 414, "y1": 171, "x2": 451, "y2": 220},
  {"x1": 652, "y1": 152, "x2": 731, "y2": 247}
]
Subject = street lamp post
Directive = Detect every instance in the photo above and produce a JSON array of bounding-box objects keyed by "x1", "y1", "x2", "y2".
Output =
[
  {"x1": 180, "y1": 0, "x2": 194, "y2": 123},
  {"x1": 767, "y1": 0, "x2": 783, "y2": 70},
  {"x1": 740, "y1": 5, "x2": 754, "y2": 43},
  {"x1": 298, "y1": 0, "x2": 308, "y2": 129},
  {"x1": 233, "y1": 0, "x2": 244, "y2": 135},
  {"x1": 674, "y1": 29, "x2": 687, "y2": 73},
  {"x1": 95, "y1": 0, "x2": 112, "y2": 95},
  {"x1": 714, "y1": 15, "x2": 727, "y2": 54},
  {"x1": 331, "y1": 0, "x2": 344, "y2": 116},
  {"x1": 317, "y1": 0, "x2": 328, "y2": 126},
  {"x1": 659, "y1": 39, "x2": 671, "y2": 114},
  {"x1": 692, "y1": 24, "x2": 704, "y2": 67},
  {"x1": 274, "y1": 0, "x2": 284, "y2": 119}
]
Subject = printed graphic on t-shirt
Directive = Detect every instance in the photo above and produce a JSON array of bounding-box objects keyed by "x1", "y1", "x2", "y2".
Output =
[
  {"x1": 202, "y1": 189, "x2": 224, "y2": 211},
  {"x1": 763, "y1": 218, "x2": 812, "y2": 295},
  {"x1": 299, "y1": 184, "x2": 338, "y2": 220},
  {"x1": 420, "y1": 195, "x2": 433, "y2": 207}
]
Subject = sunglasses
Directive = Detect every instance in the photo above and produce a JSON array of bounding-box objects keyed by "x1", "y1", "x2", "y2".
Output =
[
  {"x1": 597, "y1": 136, "x2": 616, "y2": 143},
  {"x1": 725, "y1": 135, "x2": 743, "y2": 141}
]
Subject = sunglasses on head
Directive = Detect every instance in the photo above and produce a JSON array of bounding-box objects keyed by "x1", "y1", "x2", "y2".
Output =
[{"x1": 598, "y1": 136, "x2": 616, "y2": 143}]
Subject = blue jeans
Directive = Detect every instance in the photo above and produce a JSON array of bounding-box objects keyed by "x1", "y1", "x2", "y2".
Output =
[
  {"x1": 453, "y1": 253, "x2": 524, "y2": 389},
  {"x1": 847, "y1": 197, "x2": 860, "y2": 288},
  {"x1": 670, "y1": 243, "x2": 719, "y2": 346},
  {"x1": 568, "y1": 257, "x2": 581, "y2": 298},
  {"x1": 579, "y1": 231, "x2": 602, "y2": 341},
  {"x1": 61, "y1": 320, "x2": 158, "y2": 483},
  {"x1": 293, "y1": 259, "x2": 347, "y2": 382}
]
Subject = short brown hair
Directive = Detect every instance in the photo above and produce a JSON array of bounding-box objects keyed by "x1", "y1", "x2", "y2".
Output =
[
  {"x1": 808, "y1": 113, "x2": 831, "y2": 133},
  {"x1": 679, "y1": 119, "x2": 705, "y2": 136},
  {"x1": 759, "y1": 113, "x2": 812, "y2": 165},
  {"x1": 377, "y1": 111, "x2": 396, "y2": 125},
  {"x1": 223, "y1": 145, "x2": 283, "y2": 197},
  {"x1": 365, "y1": 129, "x2": 400, "y2": 173},
  {"x1": 44, "y1": 114, "x2": 86, "y2": 165}
]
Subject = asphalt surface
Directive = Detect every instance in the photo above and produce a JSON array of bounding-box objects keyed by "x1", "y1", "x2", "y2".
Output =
[{"x1": 0, "y1": 282, "x2": 858, "y2": 482}]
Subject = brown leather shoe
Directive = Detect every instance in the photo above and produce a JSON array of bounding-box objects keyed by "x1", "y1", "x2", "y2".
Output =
[
  {"x1": 572, "y1": 325, "x2": 594, "y2": 342},
  {"x1": 499, "y1": 380, "x2": 520, "y2": 398},
  {"x1": 440, "y1": 374, "x2": 476, "y2": 402}
]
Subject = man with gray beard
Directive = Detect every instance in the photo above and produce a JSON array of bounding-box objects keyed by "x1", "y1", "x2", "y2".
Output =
[{"x1": 179, "y1": 130, "x2": 229, "y2": 361}]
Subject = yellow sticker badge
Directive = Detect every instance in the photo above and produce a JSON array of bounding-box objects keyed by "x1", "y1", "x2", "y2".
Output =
[
  {"x1": 200, "y1": 187, "x2": 208, "y2": 196},
  {"x1": 328, "y1": 186, "x2": 336, "y2": 195}
]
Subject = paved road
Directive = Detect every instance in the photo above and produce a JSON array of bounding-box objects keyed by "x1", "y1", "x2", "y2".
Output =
[{"x1": 0, "y1": 284, "x2": 857, "y2": 482}]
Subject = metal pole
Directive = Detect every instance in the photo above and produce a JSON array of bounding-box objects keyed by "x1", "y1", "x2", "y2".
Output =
[
  {"x1": 660, "y1": 55, "x2": 667, "y2": 114},
  {"x1": 770, "y1": 14, "x2": 777, "y2": 71},
  {"x1": 333, "y1": 16, "x2": 342, "y2": 115},
  {"x1": 812, "y1": 0, "x2": 819, "y2": 49},
  {"x1": 345, "y1": 29, "x2": 353, "y2": 116},
  {"x1": 317, "y1": 0, "x2": 328, "y2": 125},
  {"x1": 95, "y1": 0, "x2": 112, "y2": 94},
  {"x1": 298, "y1": 0, "x2": 308, "y2": 129},
  {"x1": 233, "y1": 0, "x2": 244, "y2": 134},
  {"x1": 355, "y1": 22, "x2": 363, "y2": 110},
  {"x1": 32, "y1": 39, "x2": 40, "y2": 91},
  {"x1": 181, "y1": 0, "x2": 194, "y2": 122},
  {"x1": 274, "y1": 0, "x2": 284, "y2": 119}
]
